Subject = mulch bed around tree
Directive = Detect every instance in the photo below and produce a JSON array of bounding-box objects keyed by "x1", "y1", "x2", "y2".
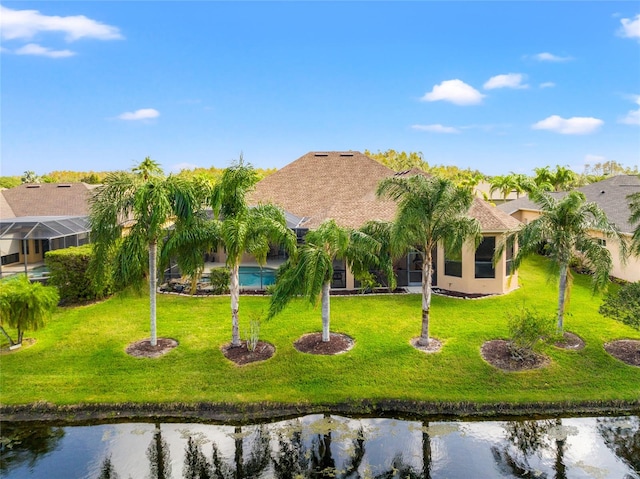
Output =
[
  {"x1": 432, "y1": 288, "x2": 492, "y2": 299},
  {"x1": 293, "y1": 332, "x2": 354, "y2": 355},
  {"x1": 410, "y1": 337, "x2": 443, "y2": 353},
  {"x1": 554, "y1": 331, "x2": 586, "y2": 350},
  {"x1": 604, "y1": 340, "x2": 640, "y2": 367},
  {"x1": 0, "y1": 338, "x2": 36, "y2": 354},
  {"x1": 221, "y1": 341, "x2": 275, "y2": 365},
  {"x1": 481, "y1": 340, "x2": 550, "y2": 372},
  {"x1": 125, "y1": 338, "x2": 178, "y2": 358}
]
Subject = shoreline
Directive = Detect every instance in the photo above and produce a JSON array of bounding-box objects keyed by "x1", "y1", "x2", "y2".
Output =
[{"x1": 2, "y1": 399, "x2": 639, "y2": 425}]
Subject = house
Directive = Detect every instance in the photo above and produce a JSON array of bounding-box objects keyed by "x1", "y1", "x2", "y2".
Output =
[
  {"x1": 0, "y1": 183, "x2": 95, "y2": 275},
  {"x1": 250, "y1": 151, "x2": 521, "y2": 295},
  {"x1": 497, "y1": 174, "x2": 640, "y2": 283}
]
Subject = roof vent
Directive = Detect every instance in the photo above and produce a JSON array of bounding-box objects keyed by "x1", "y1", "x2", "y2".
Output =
[
  {"x1": 601, "y1": 190, "x2": 605, "y2": 194},
  {"x1": 26, "y1": 185, "x2": 41, "y2": 188},
  {"x1": 57, "y1": 184, "x2": 72, "y2": 188},
  {"x1": 314, "y1": 153, "x2": 328, "y2": 157},
  {"x1": 339, "y1": 153, "x2": 354, "y2": 157}
]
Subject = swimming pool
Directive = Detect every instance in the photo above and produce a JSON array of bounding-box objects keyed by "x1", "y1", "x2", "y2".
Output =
[{"x1": 238, "y1": 266, "x2": 277, "y2": 288}]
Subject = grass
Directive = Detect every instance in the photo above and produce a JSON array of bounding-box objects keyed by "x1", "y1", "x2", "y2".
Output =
[{"x1": 1, "y1": 256, "x2": 638, "y2": 411}]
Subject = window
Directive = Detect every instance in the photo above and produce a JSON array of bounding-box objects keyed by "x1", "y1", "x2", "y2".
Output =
[
  {"x1": 1, "y1": 253, "x2": 20, "y2": 265},
  {"x1": 20, "y1": 240, "x2": 29, "y2": 255},
  {"x1": 35, "y1": 240, "x2": 40, "y2": 254},
  {"x1": 596, "y1": 238, "x2": 606, "y2": 246},
  {"x1": 505, "y1": 237, "x2": 515, "y2": 276},
  {"x1": 475, "y1": 236, "x2": 495, "y2": 279},
  {"x1": 444, "y1": 247, "x2": 462, "y2": 278}
]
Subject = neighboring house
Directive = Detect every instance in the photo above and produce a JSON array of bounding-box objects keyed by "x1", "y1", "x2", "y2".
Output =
[
  {"x1": 497, "y1": 174, "x2": 640, "y2": 283},
  {"x1": 250, "y1": 151, "x2": 521, "y2": 295},
  {"x1": 0, "y1": 183, "x2": 95, "y2": 274}
]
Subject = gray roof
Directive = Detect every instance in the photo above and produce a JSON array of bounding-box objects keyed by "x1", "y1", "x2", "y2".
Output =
[
  {"x1": 0, "y1": 216, "x2": 91, "y2": 240},
  {"x1": 497, "y1": 175, "x2": 640, "y2": 234}
]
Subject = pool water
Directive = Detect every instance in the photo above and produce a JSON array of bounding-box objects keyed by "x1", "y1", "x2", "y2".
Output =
[{"x1": 238, "y1": 266, "x2": 276, "y2": 288}]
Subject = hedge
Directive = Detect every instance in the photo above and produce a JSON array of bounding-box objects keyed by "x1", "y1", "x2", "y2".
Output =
[{"x1": 45, "y1": 244, "x2": 111, "y2": 304}]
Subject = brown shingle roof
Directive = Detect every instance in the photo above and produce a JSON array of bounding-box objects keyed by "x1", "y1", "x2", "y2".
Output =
[
  {"x1": 0, "y1": 191, "x2": 15, "y2": 218},
  {"x1": 469, "y1": 197, "x2": 522, "y2": 231},
  {"x1": 250, "y1": 151, "x2": 519, "y2": 232},
  {"x1": 1, "y1": 183, "x2": 96, "y2": 219},
  {"x1": 249, "y1": 151, "x2": 397, "y2": 228}
]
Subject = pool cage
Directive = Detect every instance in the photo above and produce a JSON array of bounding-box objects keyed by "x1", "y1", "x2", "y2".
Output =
[{"x1": 0, "y1": 216, "x2": 91, "y2": 278}]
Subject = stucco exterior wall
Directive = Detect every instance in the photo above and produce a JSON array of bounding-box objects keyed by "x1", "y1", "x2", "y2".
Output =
[
  {"x1": 589, "y1": 231, "x2": 640, "y2": 283},
  {"x1": 436, "y1": 236, "x2": 519, "y2": 296}
]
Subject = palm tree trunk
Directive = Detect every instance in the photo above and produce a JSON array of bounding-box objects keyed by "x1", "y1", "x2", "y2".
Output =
[
  {"x1": 234, "y1": 425, "x2": 243, "y2": 479},
  {"x1": 419, "y1": 249, "x2": 433, "y2": 347},
  {"x1": 149, "y1": 239, "x2": 158, "y2": 347},
  {"x1": 231, "y1": 262, "x2": 241, "y2": 347},
  {"x1": 0, "y1": 326, "x2": 16, "y2": 347},
  {"x1": 321, "y1": 281, "x2": 331, "y2": 342},
  {"x1": 557, "y1": 263, "x2": 568, "y2": 334}
]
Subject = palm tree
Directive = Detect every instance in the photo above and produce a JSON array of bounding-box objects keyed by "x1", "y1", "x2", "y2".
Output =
[
  {"x1": 629, "y1": 191, "x2": 640, "y2": 256},
  {"x1": 533, "y1": 166, "x2": 555, "y2": 192},
  {"x1": 164, "y1": 158, "x2": 296, "y2": 347},
  {"x1": 489, "y1": 175, "x2": 517, "y2": 201},
  {"x1": 267, "y1": 219, "x2": 385, "y2": 342},
  {"x1": 502, "y1": 190, "x2": 628, "y2": 333},
  {"x1": 511, "y1": 173, "x2": 535, "y2": 198},
  {"x1": 89, "y1": 157, "x2": 198, "y2": 347},
  {"x1": 0, "y1": 274, "x2": 59, "y2": 347},
  {"x1": 550, "y1": 166, "x2": 577, "y2": 192},
  {"x1": 20, "y1": 170, "x2": 41, "y2": 184},
  {"x1": 376, "y1": 175, "x2": 481, "y2": 347}
]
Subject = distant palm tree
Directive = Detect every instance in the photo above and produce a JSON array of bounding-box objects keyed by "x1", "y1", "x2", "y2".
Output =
[
  {"x1": 20, "y1": 170, "x2": 41, "y2": 184},
  {"x1": 90, "y1": 157, "x2": 198, "y2": 347},
  {"x1": 489, "y1": 175, "x2": 517, "y2": 201},
  {"x1": 376, "y1": 175, "x2": 481, "y2": 347},
  {"x1": 501, "y1": 190, "x2": 628, "y2": 333},
  {"x1": 267, "y1": 219, "x2": 385, "y2": 342}
]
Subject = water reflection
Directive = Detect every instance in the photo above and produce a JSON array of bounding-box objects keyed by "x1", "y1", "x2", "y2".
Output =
[
  {"x1": 597, "y1": 416, "x2": 640, "y2": 476},
  {"x1": 1, "y1": 414, "x2": 638, "y2": 478}
]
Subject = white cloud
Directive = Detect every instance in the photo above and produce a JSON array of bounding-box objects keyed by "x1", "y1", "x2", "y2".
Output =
[
  {"x1": 421, "y1": 79, "x2": 485, "y2": 105},
  {"x1": 411, "y1": 124, "x2": 460, "y2": 134},
  {"x1": 117, "y1": 108, "x2": 160, "y2": 121},
  {"x1": 15, "y1": 43, "x2": 75, "y2": 58},
  {"x1": 619, "y1": 99, "x2": 640, "y2": 125},
  {"x1": 539, "y1": 82, "x2": 556, "y2": 89},
  {"x1": 483, "y1": 73, "x2": 528, "y2": 90},
  {"x1": 532, "y1": 115, "x2": 604, "y2": 135},
  {"x1": 533, "y1": 52, "x2": 573, "y2": 62},
  {"x1": 0, "y1": 5, "x2": 123, "y2": 41},
  {"x1": 619, "y1": 14, "x2": 640, "y2": 40}
]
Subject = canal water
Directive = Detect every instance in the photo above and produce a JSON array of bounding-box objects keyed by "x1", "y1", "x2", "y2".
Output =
[{"x1": 1, "y1": 414, "x2": 638, "y2": 478}]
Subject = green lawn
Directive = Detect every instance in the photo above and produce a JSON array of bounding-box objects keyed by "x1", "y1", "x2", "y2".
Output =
[{"x1": 1, "y1": 256, "x2": 638, "y2": 409}]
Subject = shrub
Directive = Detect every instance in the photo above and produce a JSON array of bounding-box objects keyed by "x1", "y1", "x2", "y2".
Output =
[
  {"x1": 45, "y1": 245, "x2": 112, "y2": 304},
  {"x1": 507, "y1": 307, "x2": 555, "y2": 360},
  {"x1": 599, "y1": 282, "x2": 640, "y2": 331},
  {"x1": 208, "y1": 267, "x2": 230, "y2": 295},
  {"x1": 0, "y1": 274, "x2": 59, "y2": 346}
]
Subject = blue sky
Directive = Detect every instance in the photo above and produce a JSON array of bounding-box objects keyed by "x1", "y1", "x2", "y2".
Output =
[{"x1": 1, "y1": 1, "x2": 639, "y2": 177}]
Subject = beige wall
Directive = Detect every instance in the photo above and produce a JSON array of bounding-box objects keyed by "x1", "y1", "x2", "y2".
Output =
[
  {"x1": 590, "y1": 231, "x2": 640, "y2": 283},
  {"x1": 437, "y1": 235, "x2": 519, "y2": 296},
  {"x1": 512, "y1": 209, "x2": 639, "y2": 283},
  {"x1": 512, "y1": 209, "x2": 540, "y2": 225}
]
